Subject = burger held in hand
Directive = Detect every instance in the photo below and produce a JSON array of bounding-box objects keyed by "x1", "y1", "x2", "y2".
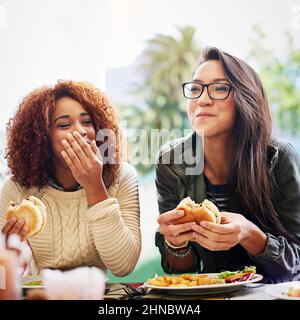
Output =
[
  {"x1": 6, "y1": 196, "x2": 47, "y2": 237},
  {"x1": 173, "y1": 197, "x2": 221, "y2": 225}
]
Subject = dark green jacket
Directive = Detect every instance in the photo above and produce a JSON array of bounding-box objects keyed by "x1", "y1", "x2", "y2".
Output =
[{"x1": 155, "y1": 132, "x2": 300, "y2": 283}]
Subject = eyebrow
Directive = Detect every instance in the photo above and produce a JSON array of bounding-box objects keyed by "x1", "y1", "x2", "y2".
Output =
[
  {"x1": 192, "y1": 78, "x2": 229, "y2": 83},
  {"x1": 54, "y1": 112, "x2": 90, "y2": 123}
]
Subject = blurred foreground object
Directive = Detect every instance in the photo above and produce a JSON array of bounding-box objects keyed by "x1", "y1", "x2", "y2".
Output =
[
  {"x1": 40, "y1": 267, "x2": 106, "y2": 300},
  {"x1": 0, "y1": 234, "x2": 21, "y2": 300}
]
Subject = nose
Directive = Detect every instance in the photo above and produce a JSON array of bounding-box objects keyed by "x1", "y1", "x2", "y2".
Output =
[
  {"x1": 197, "y1": 86, "x2": 213, "y2": 107},
  {"x1": 74, "y1": 122, "x2": 87, "y2": 137}
]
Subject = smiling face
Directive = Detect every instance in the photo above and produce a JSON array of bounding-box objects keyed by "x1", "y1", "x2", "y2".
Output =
[
  {"x1": 50, "y1": 96, "x2": 96, "y2": 167},
  {"x1": 187, "y1": 60, "x2": 235, "y2": 138}
]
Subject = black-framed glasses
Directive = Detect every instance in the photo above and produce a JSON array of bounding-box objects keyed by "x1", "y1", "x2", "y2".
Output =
[{"x1": 182, "y1": 82, "x2": 232, "y2": 100}]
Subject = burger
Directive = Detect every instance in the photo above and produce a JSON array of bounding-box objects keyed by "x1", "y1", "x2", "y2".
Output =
[
  {"x1": 6, "y1": 196, "x2": 47, "y2": 237},
  {"x1": 173, "y1": 197, "x2": 221, "y2": 225}
]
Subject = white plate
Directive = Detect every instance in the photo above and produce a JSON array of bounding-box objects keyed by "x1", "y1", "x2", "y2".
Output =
[
  {"x1": 21, "y1": 275, "x2": 109, "y2": 289},
  {"x1": 265, "y1": 281, "x2": 300, "y2": 300},
  {"x1": 144, "y1": 273, "x2": 263, "y2": 295},
  {"x1": 21, "y1": 276, "x2": 44, "y2": 289}
]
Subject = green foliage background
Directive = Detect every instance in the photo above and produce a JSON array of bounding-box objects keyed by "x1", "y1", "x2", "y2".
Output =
[{"x1": 119, "y1": 25, "x2": 300, "y2": 176}]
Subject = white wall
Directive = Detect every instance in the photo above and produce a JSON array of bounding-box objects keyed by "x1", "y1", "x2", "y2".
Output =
[
  {"x1": 0, "y1": 0, "x2": 108, "y2": 130},
  {"x1": 1, "y1": 0, "x2": 299, "y2": 131}
]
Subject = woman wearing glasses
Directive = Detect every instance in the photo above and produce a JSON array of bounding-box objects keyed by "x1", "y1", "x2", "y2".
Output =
[
  {"x1": 155, "y1": 47, "x2": 300, "y2": 283},
  {"x1": 0, "y1": 80, "x2": 141, "y2": 276}
]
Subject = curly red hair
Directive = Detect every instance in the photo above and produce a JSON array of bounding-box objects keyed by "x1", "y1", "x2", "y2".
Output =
[{"x1": 6, "y1": 80, "x2": 121, "y2": 189}]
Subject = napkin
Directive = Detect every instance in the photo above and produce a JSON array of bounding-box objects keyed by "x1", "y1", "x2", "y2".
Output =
[
  {"x1": 0, "y1": 233, "x2": 21, "y2": 299},
  {"x1": 42, "y1": 267, "x2": 106, "y2": 300},
  {"x1": 6, "y1": 234, "x2": 31, "y2": 275}
]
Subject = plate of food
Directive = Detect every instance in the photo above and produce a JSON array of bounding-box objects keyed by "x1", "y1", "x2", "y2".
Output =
[
  {"x1": 265, "y1": 281, "x2": 300, "y2": 300},
  {"x1": 21, "y1": 276, "x2": 44, "y2": 289},
  {"x1": 144, "y1": 266, "x2": 263, "y2": 295}
]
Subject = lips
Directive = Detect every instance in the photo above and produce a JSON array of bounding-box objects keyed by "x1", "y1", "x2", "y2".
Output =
[
  {"x1": 196, "y1": 112, "x2": 215, "y2": 117},
  {"x1": 196, "y1": 112, "x2": 215, "y2": 121}
]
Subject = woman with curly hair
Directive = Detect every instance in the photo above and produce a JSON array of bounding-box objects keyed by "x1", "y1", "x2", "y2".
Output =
[{"x1": 0, "y1": 80, "x2": 141, "y2": 276}]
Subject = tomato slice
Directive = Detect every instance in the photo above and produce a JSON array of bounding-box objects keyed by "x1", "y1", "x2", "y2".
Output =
[{"x1": 224, "y1": 272, "x2": 255, "y2": 283}]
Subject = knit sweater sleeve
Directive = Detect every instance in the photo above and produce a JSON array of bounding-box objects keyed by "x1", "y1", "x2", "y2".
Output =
[
  {"x1": 85, "y1": 162, "x2": 141, "y2": 277},
  {"x1": 0, "y1": 177, "x2": 24, "y2": 231}
]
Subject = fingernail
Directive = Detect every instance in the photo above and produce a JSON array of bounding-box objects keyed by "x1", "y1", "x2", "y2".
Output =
[
  {"x1": 176, "y1": 211, "x2": 184, "y2": 216},
  {"x1": 61, "y1": 139, "x2": 66, "y2": 144},
  {"x1": 200, "y1": 221, "x2": 207, "y2": 227},
  {"x1": 20, "y1": 219, "x2": 24, "y2": 223},
  {"x1": 23, "y1": 226, "x2": 29, "y2": 232},
  {"x1": 11, "y1": 216, "x2": 17, "y2": 222}
]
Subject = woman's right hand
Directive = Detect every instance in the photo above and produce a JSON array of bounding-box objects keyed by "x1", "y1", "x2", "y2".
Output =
[
  {"x1": 1, "y1": 217, "x2": 29, "y2": 241},
  {"x1": 157, "y1": 209, "x2": 196, "y2": 247}
]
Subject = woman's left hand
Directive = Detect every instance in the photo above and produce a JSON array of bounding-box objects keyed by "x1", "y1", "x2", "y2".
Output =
[
  {"x1": 191, "y1": 212, "x2": 251, "y2": 251},
  {"x1": 61, "y1": 131, "x2": 104, "y2": 191}
]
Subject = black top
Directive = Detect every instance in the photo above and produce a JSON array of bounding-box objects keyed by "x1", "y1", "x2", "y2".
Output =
[{"x1": 204, "y1": 175, "x2": 229, "y2": 212}]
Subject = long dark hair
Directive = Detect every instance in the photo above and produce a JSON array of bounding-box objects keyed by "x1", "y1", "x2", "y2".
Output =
[{"x1": 199, "y1": 47, "x2": 296, "y2": 243}]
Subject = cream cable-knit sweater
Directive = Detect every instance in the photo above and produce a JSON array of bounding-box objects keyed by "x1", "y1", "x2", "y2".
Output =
[{"x1": 0, "y1": 162, "x2": 141, "y2": 277}]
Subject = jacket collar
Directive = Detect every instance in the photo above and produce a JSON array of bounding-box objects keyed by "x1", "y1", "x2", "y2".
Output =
[{"x1": 267, "y1": 141, "x2": 279, "y2": 172}]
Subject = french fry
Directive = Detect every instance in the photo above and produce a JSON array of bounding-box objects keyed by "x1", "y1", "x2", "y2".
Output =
[
  {"x1": 147, "y1": 273, "x2": 222, "y2": 287},
  {"x1": 147, "y1": 279, "x2": 169, "y2": 287}
]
